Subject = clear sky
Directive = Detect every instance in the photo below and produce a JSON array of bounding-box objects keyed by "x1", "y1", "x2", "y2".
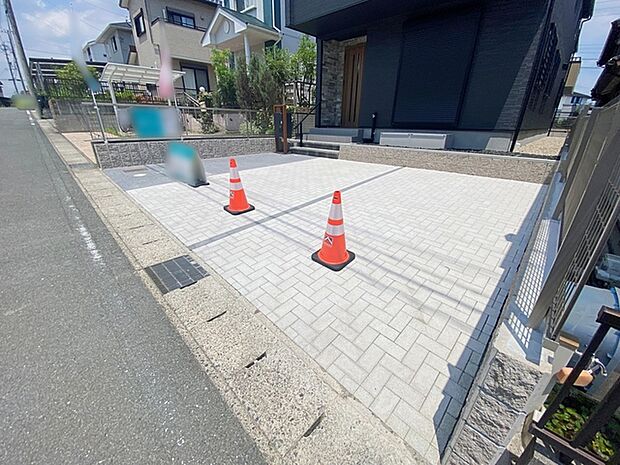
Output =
[{"x1": 0, "y1": 0, "x2": 619, "y2": 97}]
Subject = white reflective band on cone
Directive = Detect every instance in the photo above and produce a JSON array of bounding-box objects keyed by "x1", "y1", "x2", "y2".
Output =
[
  {"x1": 230, "y1": 168, "x2": 240, "y2": 178},
  {"x1": 229, "y1": 181, "x2": 243, "y2": 190},
  {"x1": 326, "y1": 224, "x2": 345, "y2": 236},
  {"x1": 329, "y1": 203, "x2": 343, "y2": 220}
]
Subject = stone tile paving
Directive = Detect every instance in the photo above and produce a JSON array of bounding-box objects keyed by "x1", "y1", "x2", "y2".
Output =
[{"x1": 108, "y1": 154, "x2": 546, "y2": 463}]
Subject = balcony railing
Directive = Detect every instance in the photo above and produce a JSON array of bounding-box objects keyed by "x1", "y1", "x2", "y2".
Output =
[{"x1": 151, "y1": 17, "x2": 207, "y2": 32}]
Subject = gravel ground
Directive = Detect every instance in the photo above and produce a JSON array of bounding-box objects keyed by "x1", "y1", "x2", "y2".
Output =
[{"x1": 516, "y1": 135, "x2": 567, "y2": 157}]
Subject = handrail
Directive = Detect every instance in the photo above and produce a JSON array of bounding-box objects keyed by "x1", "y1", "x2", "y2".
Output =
[
  {"x1": 182, "y1": 92, "x2": 200, "y2": 107},
  {"x1": 292, "y1": 103, "x2": 318, "y2": 148}
]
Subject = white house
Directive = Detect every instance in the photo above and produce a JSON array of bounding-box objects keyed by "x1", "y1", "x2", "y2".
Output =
[
  {"x1": 201, "y1": 0, "x2": 304, "y2": 65},
  {"x1": 82, "y1": 22, "x2": 136, "y2": 64},
  {"x1": 558, "y1": 91, "x2": 592, "y2": 115},
  {"x1": 82, "y1": 40, "x2": 108, "y2": 62}
]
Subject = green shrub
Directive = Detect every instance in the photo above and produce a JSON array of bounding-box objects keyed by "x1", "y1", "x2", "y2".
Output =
[{"x1": 545, "y1": 390, "x2": 620, "y2": 461}]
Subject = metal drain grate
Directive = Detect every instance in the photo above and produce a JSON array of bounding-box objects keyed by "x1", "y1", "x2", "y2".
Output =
[{"x1": 145, "y1": 255, "x2": 209, "y2": 294}]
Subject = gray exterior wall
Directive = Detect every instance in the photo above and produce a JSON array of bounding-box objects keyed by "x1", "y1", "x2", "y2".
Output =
[{"x1": 93, "y1": 136, "x2": 275, "y2": 169}]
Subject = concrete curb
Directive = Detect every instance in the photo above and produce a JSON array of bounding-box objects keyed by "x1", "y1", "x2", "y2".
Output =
[{"x1": 37, "y1": 120, "x2": 431, "y2": 465}]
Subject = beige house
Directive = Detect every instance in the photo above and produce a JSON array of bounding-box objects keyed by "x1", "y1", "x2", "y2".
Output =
[
  {"x1": 119, "y1": 0, "x2": 219, "y2": 96},
  {"x1": 119, "y1": 0, "x2": 304, "y2": 97}
]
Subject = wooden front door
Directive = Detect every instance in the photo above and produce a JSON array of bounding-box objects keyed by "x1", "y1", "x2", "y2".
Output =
[{"x1": 341, "y1": 43, "x2": 365, "y2": 128}]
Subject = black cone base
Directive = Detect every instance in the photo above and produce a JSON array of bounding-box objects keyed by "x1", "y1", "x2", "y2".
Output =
[
  {"x1": 311, "y1": 250, "x2": 356, "y2": 272},
  {"x1": 224, "y1": 204, "x2": 255, "y2": 215}
]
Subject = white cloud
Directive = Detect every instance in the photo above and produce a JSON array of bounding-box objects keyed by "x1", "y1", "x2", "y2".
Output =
[
  {"x1": 22, "y1": 9, "x2": 71, "y2": 38},
  {"x1": 15, "y1": 0, "x2": 127, "y2": 58}
]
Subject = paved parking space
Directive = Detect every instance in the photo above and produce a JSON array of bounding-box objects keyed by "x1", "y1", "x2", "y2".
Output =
[{"x1": 107, "y1": 153, "x2": 546, "y2": 463}]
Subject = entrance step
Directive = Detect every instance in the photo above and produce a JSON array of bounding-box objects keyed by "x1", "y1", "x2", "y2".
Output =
[
  {"x1": 293, "y1": 139, "x2": 341, "y2": 151},
  {"x1": 379, "y1": 132, "x2": 452, "y2": 150},
  {"x1": 307, "y1": 127, "x2": 364, "y2": 143},
  {"x1": 289, "y1": 146, "x2": 339, "y2": 159}
]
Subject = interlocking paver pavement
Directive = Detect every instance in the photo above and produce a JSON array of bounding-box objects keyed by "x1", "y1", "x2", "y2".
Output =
[{"x1": 108, "y1": 153, "x2": 546, "y2": 463}]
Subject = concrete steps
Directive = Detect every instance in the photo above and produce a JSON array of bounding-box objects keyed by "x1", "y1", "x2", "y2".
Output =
[
  {"x1": 289, "y1": 140, "x2": 340, "y2": 159},
  {"x1": 307, "y1": 127, "x2": 364, "y2": 143}
]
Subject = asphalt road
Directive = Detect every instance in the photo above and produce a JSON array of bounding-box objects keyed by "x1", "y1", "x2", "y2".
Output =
[{"x1": 0, "y1": 108, "x2": 266, "y2": 465}]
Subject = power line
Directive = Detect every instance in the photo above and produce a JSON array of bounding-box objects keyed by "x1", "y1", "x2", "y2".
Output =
[
  {"x1": 80, "y1": 0, "x2": 127, "y2": 17},
  {"x1": 1, "y1": 42, "x2": 19, "y2": 93}
]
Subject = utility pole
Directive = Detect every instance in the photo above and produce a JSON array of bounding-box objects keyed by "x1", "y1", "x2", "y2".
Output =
[
  {"x1": 1, "y1": 42, "x2": 18, "y2": 93},
  {"x1": 3, "y1": 0, "x2": 39, "y2": 115},
  {"x1": 5, "y1": 23, "x2": 24, "y2": 91}
]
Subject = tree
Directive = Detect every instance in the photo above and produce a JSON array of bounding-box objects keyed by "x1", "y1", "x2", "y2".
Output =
[
  {"x1": 249, "y1": 54, "x2": 279, "y2": 132},
  {"x1": 264, "y1": 46, "x2": 291, "y2": 102},
  {"x1": 211, "y1": 49, "x2": 237, "y2": 107},
  {"x1": 290, "y1": 36, "x2": 316, "y2": 107},
  {"x1": 56, "y1": 61, "x2": 100, "y2": 82},
  {"x1": 51, "y1": 61, "x2": 100, "y2": 99},
  {"x1": 234, "y1": 57, "x2": 255, "y2": 109},
  {"x1": 233, "y1": 54, "x2": 278, "y2": 133}
]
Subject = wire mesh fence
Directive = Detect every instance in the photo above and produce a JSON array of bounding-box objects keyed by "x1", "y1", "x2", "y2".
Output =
[{"x1": 80, "y1": 101, "x2": 275, "y2": 141}]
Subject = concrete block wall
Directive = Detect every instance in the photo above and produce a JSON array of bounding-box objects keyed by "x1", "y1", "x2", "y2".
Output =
[
  {"x1": 93, "y1": 136, "x2": 274, "y2": 169},
  {"x1": 49, "y1": 99, "x2": 115, "y2": 133},
  {"x1": 339, "y1": 144, "x2": 558, "y2": 184}
]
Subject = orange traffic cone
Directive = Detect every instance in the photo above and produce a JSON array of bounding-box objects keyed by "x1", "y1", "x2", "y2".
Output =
[
  {"x1": 224, "y1": 158, "x2": 255, "y2": 215},
  {"x1": 312, "y1": 191, "x2": 355, "y2": 271}
]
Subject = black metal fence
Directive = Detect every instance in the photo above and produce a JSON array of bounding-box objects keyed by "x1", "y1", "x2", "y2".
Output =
[{"x1": 37, "y1": 77, "x2": 184, "y2": 104}]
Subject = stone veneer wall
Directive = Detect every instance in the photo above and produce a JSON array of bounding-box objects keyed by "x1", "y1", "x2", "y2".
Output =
[
  {"x1": 339, "y1": 144, "x2": 558, "y2": 184},
  {"x1": 93, "y1": 137, "x2": 274, "y2": 169},
  {"x1": 320, "y1": 36, "x2": 367, "y2": 127}
]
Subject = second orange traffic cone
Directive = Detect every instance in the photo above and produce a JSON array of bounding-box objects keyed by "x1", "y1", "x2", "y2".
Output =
[
  {"x1": 311, "y1": 191, "x2": 355, "y2": 271},
  {"x1": 224, "y1": 158, "x2": 255, "y2": 215}
]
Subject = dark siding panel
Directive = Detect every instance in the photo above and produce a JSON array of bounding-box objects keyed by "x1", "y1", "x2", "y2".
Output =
[
  {"x1": 458, "y1": 0, "x2": 548, "y2": 131},
  {"x1": 392, "y1": 8, "x2": 481, "y2": 126},
  {"x1": 520, "y1": 0, "x2": 583, "y2": 137},
  {"x1": 289, "y1": 0, "x2": 367, "y2": 26},
  {"x1": 358, "y1": 18, "x2": 404, "y2": 128}
]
